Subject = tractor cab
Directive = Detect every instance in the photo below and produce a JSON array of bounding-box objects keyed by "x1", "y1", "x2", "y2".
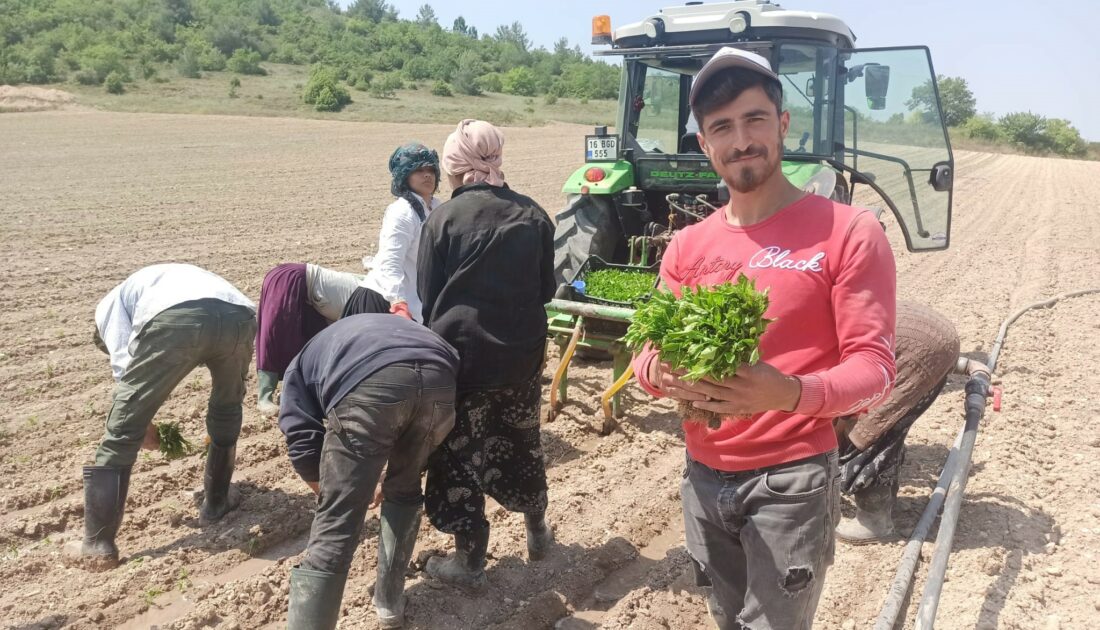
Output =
[{"x1": 556, "y1": 1, "x2": 955, "y2": 284}]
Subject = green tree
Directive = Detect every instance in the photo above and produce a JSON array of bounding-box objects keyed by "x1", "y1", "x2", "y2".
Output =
[
  {"x1": 104, "y1": 71, "x2": 125, "y2": 94},
  {"x1": 416, "y1": 5, "x2": 437, "y2": 27},
  {"x1": 227, "y1": 49, "x2": 266, "y2": 75},
  {"x1": 1043, "y1": 119, "x2": 1088, "y2": 157},
  {"x1": 999, "y1": 111, "x2": 1047, "y2": 150},
  {"x1": 907, "y1": 75, "x2": 976, "y2": 127},
  {"x1": 502, "y1": 66, "x2": 537, "y2": 96},
  {"x1": 452, "y1": 16, "x2": 469, "y2": 36},
  {"x1": 451, "y1": 51, "x2": 483, "y2": 95},
  {"x1": 961, "y1": 114, "x2": 1003, "y2": 142},
  {"x1": 347, "y1": 0, "x2": 398, "y2": 22},
  {"x1": 303, "y1": 64, "x2": 351, "y2": 111},
  {"x1": 495, "y1": 21, "x2": 530, "y2": 52}
]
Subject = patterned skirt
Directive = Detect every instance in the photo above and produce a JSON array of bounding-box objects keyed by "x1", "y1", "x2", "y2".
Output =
[{"x1": 425, "y1": 374, "x2": 548, "y2": 534}]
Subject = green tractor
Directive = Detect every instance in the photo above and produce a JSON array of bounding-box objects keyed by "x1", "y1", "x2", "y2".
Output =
[
  {"x1": 546, "y1": 1, "x2": 959, "y2": 463},
  {"x1": 554, "y1": 0, "x2": 954, "y2": 284}
]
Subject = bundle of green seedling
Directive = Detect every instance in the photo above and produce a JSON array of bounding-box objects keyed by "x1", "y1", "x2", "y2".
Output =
[
  {"x1": 156, "y1": 421, "x2": 194, "y2": 460},
  {"x1": 623, "y1": 275, "x2": 772, "y2": 428},
  {"x1": 582, "y1": 268, "x2": 658, "y2": 304}
]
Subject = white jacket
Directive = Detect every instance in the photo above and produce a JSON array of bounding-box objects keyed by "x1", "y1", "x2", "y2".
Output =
[{"x1": 361, "y1": 193, "x2": 441, "y2": 322}]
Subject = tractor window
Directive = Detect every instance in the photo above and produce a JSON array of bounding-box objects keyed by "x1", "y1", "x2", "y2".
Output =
[
  {"x1": 636, "y1": 65, "x2": 683, "y2": 154},
  {"x1": 841, "y1": 47, "x2": 953, "y2": 251},
  {"x1": 777, "y1": 44, "x2": 837, "y2": 157}
]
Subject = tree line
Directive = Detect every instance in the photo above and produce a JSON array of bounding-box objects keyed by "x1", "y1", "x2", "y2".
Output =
[
  {"x1": 0, "y1": 0, "x2": 621, "y2": 101},
  {"x1": 907, "y1": 75, "x2": 1092, "y2": 158}
]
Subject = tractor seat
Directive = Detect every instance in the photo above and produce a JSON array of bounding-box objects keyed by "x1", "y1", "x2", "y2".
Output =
[{"x1": 679, "y1": 132, "x2": 702, "y2": 153}]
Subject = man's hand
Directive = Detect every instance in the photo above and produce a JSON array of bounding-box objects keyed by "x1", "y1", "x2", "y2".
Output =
[
  {"x1": 649, "y1": 358, "x2": 801, "y2": 418},
  {"x1": 389, "y1": 301, "x2": 412, "y2": 320},
  {"x1": 369, "y1": 486, "x2": 384, "y2": 509},
  {"x1": 141, "y1": 423, "x2": 160, "y2": 451}
]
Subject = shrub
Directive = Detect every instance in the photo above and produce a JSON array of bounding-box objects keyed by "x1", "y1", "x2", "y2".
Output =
[
  {"x1": 430, "y1": 80, "x2": 452, "y2": 97},
  {"x1": 502, "y1": 66, "x2": 537, "y2": 96},
  {"x1": 544, "y1": 93, "x2": 558, "y2": 105},
  {"x1": 226, "y1": 49, "x2": 266, "y2": 76},
  {"x1": 303, "y1": 65, "x2": 351, "y2": 111},
  {"x1": 369, "y1": 74, "x2": 403, "y2": 99},
  {"x1": 176, "y1": 49, "x2": 201, "y2": 78},
  {"x1": 478, "y1": 72, "x2": 503, "y2": 93},
  {"x1": 104, "y1": 71, "x2": 125, "y2": 94}
]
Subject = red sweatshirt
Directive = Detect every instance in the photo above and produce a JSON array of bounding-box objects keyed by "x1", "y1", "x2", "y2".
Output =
[{"x1": 632, "y1": 194, "x2": 897, "y2": 472}]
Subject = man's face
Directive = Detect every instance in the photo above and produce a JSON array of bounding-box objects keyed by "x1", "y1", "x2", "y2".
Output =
[{"x1": 697, "y1": 85, "x2": 789, "y2": 194}]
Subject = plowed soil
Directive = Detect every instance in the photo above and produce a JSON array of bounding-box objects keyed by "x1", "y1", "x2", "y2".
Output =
[{"x1": 1, "y1": 111, "x2": 1097, "y2": 629}]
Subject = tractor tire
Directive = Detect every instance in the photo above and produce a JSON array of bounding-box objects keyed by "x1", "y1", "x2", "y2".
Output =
[{"x1": 553, "y1": 194, "x2": 620, "y2": 285}]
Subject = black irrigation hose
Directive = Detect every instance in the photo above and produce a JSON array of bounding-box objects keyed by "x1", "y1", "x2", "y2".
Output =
[{"x1": 876, "y1": 288, "x2": 1100, "y2": 630}]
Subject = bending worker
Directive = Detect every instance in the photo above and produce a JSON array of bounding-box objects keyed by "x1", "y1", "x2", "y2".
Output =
[
  {"x1": 279, "y1": 314, "x2": 458, "y2": 629},
  {"x1": 67, "y1": 263, "x2": 256, "y2": 569}
]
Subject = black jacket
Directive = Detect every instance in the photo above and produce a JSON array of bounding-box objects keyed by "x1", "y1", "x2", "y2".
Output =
[
  {"x1": 278, "y1": 315, "x2": 459, "y2": 482},
  {"x1": 417, "y1": 182, "x2": 555, "y2": 389}
]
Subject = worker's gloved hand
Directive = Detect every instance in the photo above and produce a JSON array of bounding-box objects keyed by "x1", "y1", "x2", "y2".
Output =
[{"x1": 389, "y1": 301, "x2": 412, "y2": 320}]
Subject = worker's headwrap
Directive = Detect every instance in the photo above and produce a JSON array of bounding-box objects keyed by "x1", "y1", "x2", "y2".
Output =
[
  {"x1": 389, "y1": 142, "x2": 439, "y2": 221},
  {"x1": 442, "y1": 119, "x2": 506, "y2": 187}
]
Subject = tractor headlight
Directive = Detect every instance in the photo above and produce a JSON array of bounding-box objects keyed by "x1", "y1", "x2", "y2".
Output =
[
  {"x1": 643, "y1": 18, "x2": 665, "y2": 41},
  {"x1": 729, "y1": 13, "x2": 748, "y2": 34}
]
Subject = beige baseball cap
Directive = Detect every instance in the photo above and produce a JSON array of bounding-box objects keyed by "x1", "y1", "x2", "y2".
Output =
[{"x1": 689, "y1": 47, "x2": 779, "y2": 106}]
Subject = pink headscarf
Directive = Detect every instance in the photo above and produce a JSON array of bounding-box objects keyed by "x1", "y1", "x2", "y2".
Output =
[{"x1": 442, "y1": 119, "x2": 506, "y2": 187}]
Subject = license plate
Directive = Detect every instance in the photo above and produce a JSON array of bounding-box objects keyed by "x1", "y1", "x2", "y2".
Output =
[{"x1": 585, "y1": 135, "x2": 618, "y2": 161}]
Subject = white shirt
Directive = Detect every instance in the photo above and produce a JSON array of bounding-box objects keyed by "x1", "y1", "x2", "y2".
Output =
[
  {"x1": 305, "y1": 264, "x2": 363, "y2": 321},
  {"x1": 361, "y1": 193, "x2": 441, "y2": 322},
  {"x1": 94, "y1": 264, "x2": 255, "y2": 381}
]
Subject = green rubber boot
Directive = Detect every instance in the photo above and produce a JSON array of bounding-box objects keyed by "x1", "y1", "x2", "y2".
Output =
[
  {"x1": 257, "y1": 370, "x2": 280, "y2": 418},
  {"x1": 373, "y1": 501, "x2": 422, "y2": 628},
  {"x1": 287, "y1": 566, "x2": 348, "y2": 630}
]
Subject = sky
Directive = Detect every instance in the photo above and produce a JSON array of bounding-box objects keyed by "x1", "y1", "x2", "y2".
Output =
[{"x1": 344, "y1": 1, "x2": 1100, "y2": 140}]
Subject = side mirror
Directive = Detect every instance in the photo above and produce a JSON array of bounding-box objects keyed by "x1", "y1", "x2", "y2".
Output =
[
  {"x1": 805, "y1": 77, "x2": 815, "y2": 98},
  {"x1": 864, "y1": 64, "x2": 890, "y2": 110},
  {"x1": 929, "y1": 161, "x2": 952, "y2": 192}
]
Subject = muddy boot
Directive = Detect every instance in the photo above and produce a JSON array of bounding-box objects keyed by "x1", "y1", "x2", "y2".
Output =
[
  {"x1": 257, "y1": 370, "x2": 279, "y2": 418},
  {"x1": 199, "y1": 441, "x2": 239, "y2": 523},
  {"x1": 63, "y1": 466, "x2": 131, "y2": 570},
  {"x1": 373, "y1": 501, "x2": 421, "y2": 628},
  {"x1": 836, "y1": 483, "x2": 897, "y2": 545},
  {"x1": 524, "y1": 512, "x2": 554, "y2": 561},
  {"x1": 288, "y1": 566, "x2": 348, "y2": 630},
  {"x1": 424, "y1": 526, "x2": 489, "y2": 594}
]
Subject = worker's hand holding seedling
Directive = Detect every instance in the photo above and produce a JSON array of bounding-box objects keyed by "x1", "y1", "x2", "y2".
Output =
[{"x1": 625, "y1": 276, "x2": 782, "y2": 427}]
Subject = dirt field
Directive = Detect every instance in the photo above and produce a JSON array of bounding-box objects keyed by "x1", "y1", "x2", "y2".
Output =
[{"x1": 1, "y1": 111, "x2": 1097, "y2": 630}]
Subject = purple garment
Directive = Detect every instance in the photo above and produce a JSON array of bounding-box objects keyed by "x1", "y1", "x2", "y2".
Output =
[{"x1": 256, "y1": 263, "x2": 329, "y2": 377}]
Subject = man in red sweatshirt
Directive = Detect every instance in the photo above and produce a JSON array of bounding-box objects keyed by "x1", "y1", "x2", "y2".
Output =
[{"x1": 631, "y1": 47, "x2": 897, "y2": 629}]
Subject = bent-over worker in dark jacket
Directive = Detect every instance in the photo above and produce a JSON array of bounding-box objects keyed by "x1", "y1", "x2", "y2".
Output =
[{"x1": 279, "y1": 314, "x2": 459, "y2": 629}]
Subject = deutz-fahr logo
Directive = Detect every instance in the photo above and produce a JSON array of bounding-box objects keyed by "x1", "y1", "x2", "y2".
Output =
[{"x1": 647, "y1": 170, "x2": 720, "y2": 180}]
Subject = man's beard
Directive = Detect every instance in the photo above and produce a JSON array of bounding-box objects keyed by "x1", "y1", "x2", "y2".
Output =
[{"x1": 722, "y1": 135, "x2": 783, "y2": 193}]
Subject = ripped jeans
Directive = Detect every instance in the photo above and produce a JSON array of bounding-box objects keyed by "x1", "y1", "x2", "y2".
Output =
[{"x1": 680, "y1": 450, "x2": 840, "y2": 630}]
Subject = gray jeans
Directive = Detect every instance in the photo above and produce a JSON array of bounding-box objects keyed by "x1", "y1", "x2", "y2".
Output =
[
  {"x1": 681, "y1": 450, "x2": 841, "y2": 630},
  {"x1": 96, "y1": 299, "x2": 256, "y2": 467},
  {"x1": 301, "y1": 361, "x2": 456, "y2": 575}
]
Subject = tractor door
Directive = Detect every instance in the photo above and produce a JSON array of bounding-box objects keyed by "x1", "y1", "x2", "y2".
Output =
[{"x1": 839, "y1": 46, "x2": 954, "y2": 251}]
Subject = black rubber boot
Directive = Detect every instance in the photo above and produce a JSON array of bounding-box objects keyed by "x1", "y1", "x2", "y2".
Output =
[
  {"x1": 287, "y1": 566, "x2": 348, "y2": 630},
  {"x1": 424, "y1": 526, "x2": 489, "y2": 594},
  {"x1": 373, "y1": 501, "x2": 421, "y2": 628},
  {"x1": 524, "y1": 512, "x2": 554, "y2": 561},
  {"x1": 836, "y1": 482, "x2": 898, "y2": 545},
  {"x1": 63, "y1": 466, "x2": 131, "y2": 570},
  {"x1": 200, "y1": 441, "x2": 239, "y2": 523},
  {"x1": 257, "y1": 370, "x2": 279, "y2": 418}
]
